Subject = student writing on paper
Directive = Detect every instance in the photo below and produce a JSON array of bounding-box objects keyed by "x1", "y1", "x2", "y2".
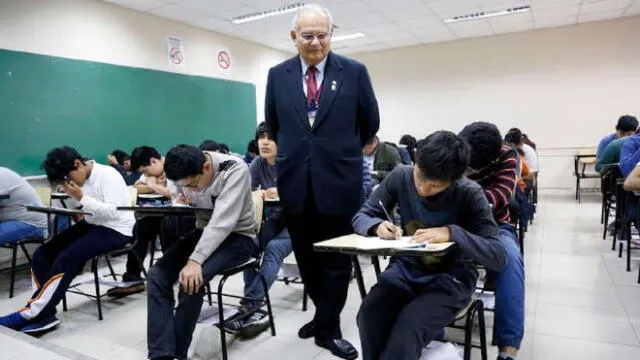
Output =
[
  {"x1": 224, "y1": 122, "x2": 292, "y2": 337},
  {"x1": 146, "y1": 145, "x2": 259, "y2": 360},
  {"x1": 0, "y1": 147, "x2": 135, "y2": 334},
  {"x1": 353, "y1": 131, "x2": 506, "y2": 360}
]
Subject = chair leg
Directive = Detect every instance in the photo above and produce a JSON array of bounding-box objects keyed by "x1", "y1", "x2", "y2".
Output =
[
  {"x1": 105, "y1": 257, "x2": 117, "y2": 281},
  {"x1": 491, "y1": 312, "x2": 498, "y2": 346},
  {"x1": 206, "y1": 283, "x2": 213, "y2": 307},
  {"x1": 217, "y1": 276, "x2": 229, "y2": 360},
  {"x1": 62, "y1": 295, "x2": 68, "y2": 312},
  {"x1": 302, "y1": 285, "x2": 308, "y2": 312},
  {"x1": 463, "y1": 303, "x2": 475, "y2": 360},
  {"x1": 603, "y1": 202, "x2": 610, "y2": 240},
  {"x1": 477, "y1": 303, "x2": 488, "y2": 360},
  {"x1": 627, "y1": 223, "x2": 632, "y2": 272},
  {"x1": 258, "y1": 272, "x2": 276, "y2": 336},
  {"x1": 92, "y1": 258, "x2": 103, "y2": 321},
  {"x1": 351, "y1": 255, "x2": 367, "y2": 299},
  {"x1": 19, "y1": 243, "x2": 33, "y2": 264},
  {"x1": 9, "y1": 245, "x2": 17, "y2": 298}
]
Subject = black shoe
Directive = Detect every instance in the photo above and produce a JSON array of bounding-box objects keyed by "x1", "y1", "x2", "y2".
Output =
[
  {"x1": 298, "y1": 320, "x2": 316, "y2": 339},
  {"x1": 315, "y1": 339, "x2": 358, "y2": 360},
  {"x1": 106, "y1": 283, "x2": 145, "y2": 298}
]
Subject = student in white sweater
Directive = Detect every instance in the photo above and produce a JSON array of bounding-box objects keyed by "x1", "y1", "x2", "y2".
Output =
[{"x1": 0, "y1": 146, "x2": 135, "y2": 334}]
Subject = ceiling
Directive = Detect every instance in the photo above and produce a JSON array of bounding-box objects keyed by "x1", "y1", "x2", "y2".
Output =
[{"x1": 102, "y1": 0, "x2": 640, "y2": 54}]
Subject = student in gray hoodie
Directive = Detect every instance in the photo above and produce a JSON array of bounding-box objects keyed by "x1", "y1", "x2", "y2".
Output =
[{"x1": 146, "y1": 145, "x2": 258, "y2": 360}]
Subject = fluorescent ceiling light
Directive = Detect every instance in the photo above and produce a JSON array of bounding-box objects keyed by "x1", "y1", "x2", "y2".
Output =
[
  {"x1": 230, "y1": 3, "x2": 304, "y2": 24},
  {"x1": 332, "y1": 32, "x2": 366, "y2": 42},
  {"x1": 444, "y1": 5, "x2": 531, "y2": 24}
]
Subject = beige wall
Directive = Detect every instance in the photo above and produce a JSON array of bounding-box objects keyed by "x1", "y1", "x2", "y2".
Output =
[
  {"x1": 0, "y1": 0, "x2": 290, "y2": 125},
  {"x1": 352, "y1": 16, "x2": 640, "y2": 189}
]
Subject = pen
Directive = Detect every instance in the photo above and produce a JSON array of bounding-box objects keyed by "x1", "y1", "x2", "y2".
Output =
[{"x1": 378, "y1": 201, "x2": 401, "y2": 239}]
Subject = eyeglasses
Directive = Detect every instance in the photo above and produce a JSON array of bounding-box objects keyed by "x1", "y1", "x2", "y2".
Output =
[{"x1": 300, "y1": 32, "x2": 329, "y2": 43}]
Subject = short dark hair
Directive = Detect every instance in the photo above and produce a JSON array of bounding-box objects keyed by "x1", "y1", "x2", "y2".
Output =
[
  {"x1": 399, "y1": 135, "x2": 417, "y2": 149},
  {"x1": 365, "y1": 136, "x2": 379, "y2": 146},
  {"x1": 130, "y1": 146, "x2": 161, "y2": 171},
  {"x1": 42, "y1": 146, "x2": 84, "y2": 185},
  {"x1": 255, "y1": 121, "x2": 271, "y2": 142},
  {"x1": 164, "y1": 145, "x2": 206, "y2": 181},
  {"x1": 458, "y1": 122, "x2": 503, "y2": 170},
  {"x1": 247, "y1": 139, "x2": 258, "y2": 154},
  {"x1": 504, "y1": 128, "x2": 523, "y2": 145},
  {"x1": 416, "y1": 131, "x2": 469, "y2": 182},
  {"x1": 218, "y1": 143, "x2": 230, "y2": 154},
  {"x1": 199, "y1": 140, "x2": 220, "y2": 152},
  {"x1": 616, "y1": 115, "x2": 639, "y2": 132},
  {"x1": 110, "y1": 149, "x2": 130, "y2": 165}
]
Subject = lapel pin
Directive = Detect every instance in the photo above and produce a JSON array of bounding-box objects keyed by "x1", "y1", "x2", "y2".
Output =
[{"x1": 331, "y1": 80, "x2": 337, "y2": 91}]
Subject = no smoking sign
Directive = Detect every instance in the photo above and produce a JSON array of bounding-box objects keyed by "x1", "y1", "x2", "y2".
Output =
[{"x1": 217, "y1": 50, "x2": 231, "y2": 70}]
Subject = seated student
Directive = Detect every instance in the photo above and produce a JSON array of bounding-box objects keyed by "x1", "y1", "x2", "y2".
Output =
[
  {"x1": 147, "y1": 145, "x2": 258, "y2": 360},
  {"x1": 459, "y1": 122, "x2": 525, "y2": 360},
  {"x1": 522, "y1": 133, "x2": 536, "y2": 151},
  {"x1": 107, "y1": 149, "x2": 141, "y2": 185},
  {"x1": 225, "y1": 122, "x2": 292, "y2": 336},
  {"x1": 596, "y1": 128, "x2": 636, "y2": 173},
  {"x1": 244, "y1": 139, "x2": 258, "y2": 164},
  {"x1": 363, "y1": 136, "x2": 402, "y2": 185},
  {"x1": 399, "y1": 134, "x2": 417, "y2": 163},
  {"x1": 506, "y1": 128, "x2": 538, "y2": 176},
  {"x1": 354, "y1": 131, "x2": 506, "y2": 360},
  {"x1": 614, "y1": 116, "x2": 640, "y2": 177},
  {"x1": 199, "y1": 139, "x2": 220, "y2": 152},
  {"x1": 598, "y1": 115, "x2": 638, "y2": 160},
  {"x1": 0, "y1": 147, "x2": 135, "y2": 333},
  {"x1": 218, "y1": 143, "x2": 230, "y2": 154},
  {"x1": 0, "y1": 167, "x2": 48, "y2": 247},
  {"x1": 106, "y1": 146, "x2": 180, "y2": 297}
]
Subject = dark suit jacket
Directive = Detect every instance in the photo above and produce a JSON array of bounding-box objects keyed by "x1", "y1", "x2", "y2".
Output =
[
  {"x1": 265, "y1": 52, "x2": 380, "y2": 216},
  {"x1": 373, "y1": 142, "x2": 402, "y2": 181}
]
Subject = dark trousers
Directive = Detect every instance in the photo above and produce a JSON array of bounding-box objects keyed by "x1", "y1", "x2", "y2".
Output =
[
  {"x1": 21, "y1": 222, "x2": 130, "y2": 321},
  {"x1": 125, "y1": 215, "x2": 196, "y2": 279},
  {"x1": 146, "y1": 230, "x2": 257, "y2": 360},
  {"x1": 357, "y1": 274, "x2": 473, "y2": 360},
  {"x1": 286, "y1": 195, "x2": 353, "y2": 341}
]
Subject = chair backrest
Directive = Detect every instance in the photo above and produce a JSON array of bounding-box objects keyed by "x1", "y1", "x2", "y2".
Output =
[
  {"x1": 251, "y1": 190, "x2": 264, "y2": 234},
  {"x1": 34, "y1": 187, "x2": 52, "y2": 206},
  {"x1": 128, "y1": 187, "x2": 138, "y2": 207}
]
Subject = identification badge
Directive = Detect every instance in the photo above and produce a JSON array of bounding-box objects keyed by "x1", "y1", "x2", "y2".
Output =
[{"x1": 308, "y1": 110, "x2": 317, "y2": 126}]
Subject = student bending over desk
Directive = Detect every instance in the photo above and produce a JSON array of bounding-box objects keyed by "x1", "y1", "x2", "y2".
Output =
[
  {"x1": 146, "y1": 145, "x2": 258, "y2": 360},
  {"x1": 353, "y1": 131, "x2": 506, "y2": 360},
  {"x1": 0, "y1": 147, "x2": 135, "y2": 334}
]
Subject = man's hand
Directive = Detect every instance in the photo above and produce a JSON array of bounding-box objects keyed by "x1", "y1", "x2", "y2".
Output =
[
  {"x1": 412, "y1": 227, "x2": 451, "y2": 244},
  {"x1": 64, "y1": 181, "x2": 83, "y2": 202},
  {"x1": 375, "y1": 221, "x2": 403, "y2": 240},
  {"x1": 107, "y1": 155, "x2": 118, "y2": 166},
  {"x1": 179, "y1": 260, "x2": 203, "y2": 295},
  {"x1": 264, "y1": 187, "x2": 279, "y2": 200}
]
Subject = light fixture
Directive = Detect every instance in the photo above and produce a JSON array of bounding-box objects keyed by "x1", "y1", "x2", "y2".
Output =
[
  {"x1": 230, "y1": 3, "x2": 304, "y2": 25},
  {"x1": 444, "y1": 5, "x2": 531, "y2": 24},
  {"x1": 332, "y1": 32, "x2": 366, "y2": 42}
]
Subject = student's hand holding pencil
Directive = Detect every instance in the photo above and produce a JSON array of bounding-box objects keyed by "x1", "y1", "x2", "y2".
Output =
[{"x1": 375, "y1": 221, "x2": 403, "y2": 240}]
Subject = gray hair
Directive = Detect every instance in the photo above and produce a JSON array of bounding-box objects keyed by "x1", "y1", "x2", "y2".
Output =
[{"x1": 292, "y1": 3, "x2": 333, "y2": 32}]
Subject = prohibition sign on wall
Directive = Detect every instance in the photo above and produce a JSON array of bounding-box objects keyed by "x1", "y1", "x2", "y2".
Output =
[
  {"x1": 170, "y1": 47, "x2": 183, "y2": 64},
  {"x1": 217, "y1": 50, "x2": 231, "y2": 70}
]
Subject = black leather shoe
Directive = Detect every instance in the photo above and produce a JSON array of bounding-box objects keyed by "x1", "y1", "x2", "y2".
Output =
[
  {"x1": 315, "y1": 339, "x2": 358, "y2": 360},
  {"x1": 298, "y1": 320, "x2": 316, "y2": 339}
]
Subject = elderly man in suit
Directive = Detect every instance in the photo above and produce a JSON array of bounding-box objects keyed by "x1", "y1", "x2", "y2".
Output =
[{"x1": 265, "y1": 3, "x2": 380, "y2": 359}]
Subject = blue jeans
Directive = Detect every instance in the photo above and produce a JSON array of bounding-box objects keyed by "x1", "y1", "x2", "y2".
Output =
[
  {"x1": 0, "y1": 220, "x2": 46, "y2": 246},
  {"x1": 493, "y1": 225, "x2": 525, "y2": 349},
  {"x1": 242, "y1": 229, "x2": 293, "y2": 310}
]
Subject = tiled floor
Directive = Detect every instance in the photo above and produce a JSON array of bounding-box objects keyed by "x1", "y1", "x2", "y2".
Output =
[{"x1": 1, "y1": 189, "x2": 640, "y2": 359}]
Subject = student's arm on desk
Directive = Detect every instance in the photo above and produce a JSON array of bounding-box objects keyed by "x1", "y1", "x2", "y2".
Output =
[
  {"x1": 624, "y1": 164, "x2": 640, "y2": 192},
  {"x1": 352, "y1": 171, "x2": 399, "y2": 236},
  {"x1": 79, "y1": 178, "x2": 127, "y2": 222},
  {"x1": 452, "y1": 186, "x2": 506, "y2": 271},
  {"x1": 189, "y1": 164, "x2": 252, "y2": 265}
]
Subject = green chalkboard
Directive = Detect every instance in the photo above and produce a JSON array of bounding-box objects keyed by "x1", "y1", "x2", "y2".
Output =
[{"x1": 0, "y1": 48, "x2": 257, "y2": 176}]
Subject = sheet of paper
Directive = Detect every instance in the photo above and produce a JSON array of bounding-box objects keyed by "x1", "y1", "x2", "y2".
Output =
[{"x1": 356, "y1": 237, "x2": 451, "y2": 251}]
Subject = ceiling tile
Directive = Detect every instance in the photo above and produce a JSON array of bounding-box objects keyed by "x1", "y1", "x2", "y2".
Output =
[
  {"x1": 531, "y1": 0, "x2": 582, "y2": 11},
  {"x1": 491, "y1": 20, "x2": 534, "y2": 33},
  {"x1": 398, "y1": 15, "x2": 446, "y2": 30},
  {"x1": 415, "y1": 31, "x2": 458, "y2": 44},
  {"x1": 579, "y1": 8, "x2": 626, "y2": 22},
  {"x1": 378, "y1": 3, "x2": 434, "y2": 21},
  {"x1": 372, "y1": 31, "x2": 413, "y2": 42},
  {"x1": 176, "y1": 0, "x2": 246, "y2": 16},
  {"x1": 533, "y1": 5, "x2": 580, "y2": 18},
  {"x1": 447, "y1": 19, "x2": 493, "y2": 37},
  {"x1": 103, "y1": 0, "x2": 168, "y2": 12},
  {"x1": 147, "y1": 4, "x2": 203, "y2": 22},
  {"x1": 534, "y1": 15, "x2": 577, "y2": 28},
  {"x1": 624, "y1": 5, "x2": 640, "y2": 15},
  {"x1": 334, "y1": 12, "x2": 391, "y2": 27},
  {"x1": 341, "y1": 42, "x2": 389, "y2": 54},
  {"x1": 580, "y1": 0, "x2": 633, "y2": 14},
  {"x1": 328, "y1": 1, "x2": 375, "y2": 16},
  {"x1": 186, "y1": 16, "x2": 230, "y2": 31},
  {"x1": 426, "y1": 0, "x2": 473, "y2": 16},
  {"x1": 487, "y1": 11, "x2": 533, "y2": 25},
  {"x1": 357, "y1": 23, "x2": 404, "y2": 36},
  {"x1": 404, "y1": 23, "x2": 452, "y2": 37}
]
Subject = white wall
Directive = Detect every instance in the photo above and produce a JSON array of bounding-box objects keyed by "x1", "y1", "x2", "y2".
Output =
[
  {"x1": 0, "y1": 0, "x2": 290, "y2": 126},
  {"x1": 352, "y1": 17, "x2": 640, "y2": 189}
]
